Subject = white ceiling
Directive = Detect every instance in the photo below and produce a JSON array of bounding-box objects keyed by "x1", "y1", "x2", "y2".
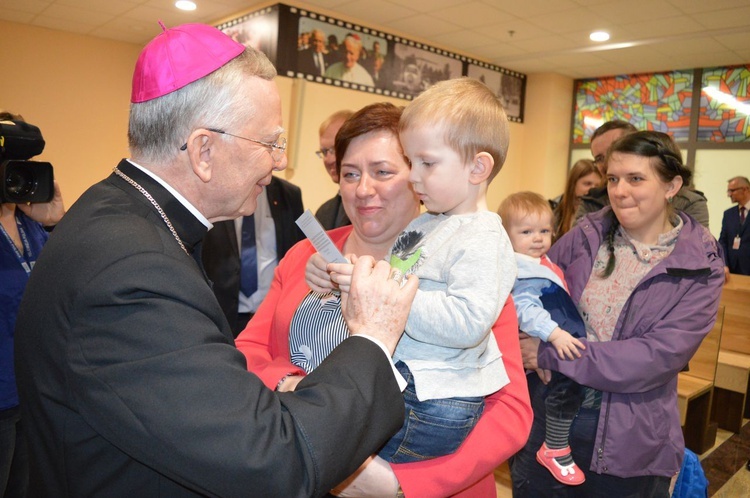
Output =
[{"x1": 2, "y1": 0, "x2": 749, "y2": 78}]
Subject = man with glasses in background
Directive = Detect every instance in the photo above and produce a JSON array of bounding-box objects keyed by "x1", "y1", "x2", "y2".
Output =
[
  {"x1": 720, "y1": 176, "x2": 750, "y2": 280},
  {"x1": 314, "y1": 109, "x2": 353, "y2": 229},
  {"x1": 14, "y1": 23, "x2": 417, "y2": 496},
  {"x1": 575, "y1": 120, "x2": 709, "y2": 228}
]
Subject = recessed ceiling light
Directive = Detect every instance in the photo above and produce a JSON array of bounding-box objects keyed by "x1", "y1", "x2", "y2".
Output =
[
  {"x1": 590, "y1": 31, "x2": 610, "y2": 42},
  {"x1": 175, "y1": 1, "x2": 197, "y2": 11}
]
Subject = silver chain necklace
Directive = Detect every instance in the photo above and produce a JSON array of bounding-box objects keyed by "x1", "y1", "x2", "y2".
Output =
[{"x1": 113, "y1": 166, "x2": 189, "y2": 256}]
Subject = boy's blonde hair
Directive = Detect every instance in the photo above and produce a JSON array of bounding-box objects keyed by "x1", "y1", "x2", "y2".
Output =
[
  {"x1": 498, "y1": 191, "x2": 553, "y2": 232},
  {"x1": 399, "y1": 77, "x2": 510, "y2": 183}
]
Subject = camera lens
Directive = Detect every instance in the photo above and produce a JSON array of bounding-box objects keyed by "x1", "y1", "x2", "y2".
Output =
[{"x1": 5, "y1": 166, "x2": 36, "y2": 197}]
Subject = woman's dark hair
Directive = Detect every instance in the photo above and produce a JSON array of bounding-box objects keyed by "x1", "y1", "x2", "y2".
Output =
[
  {"x1": 334, "y1": 102, "x2": 403, "y2": 175},
  {"x1": 600, "y1": 131, "x2": 691, "y2": 277}
]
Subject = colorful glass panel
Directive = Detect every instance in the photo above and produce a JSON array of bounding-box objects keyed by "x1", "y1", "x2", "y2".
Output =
[
  {"x1": 698, "y1": 65, "x2": 750, "y2": 142},
  {"x1": 572, "y1": 71, "x2": 693, "y2": 143}
]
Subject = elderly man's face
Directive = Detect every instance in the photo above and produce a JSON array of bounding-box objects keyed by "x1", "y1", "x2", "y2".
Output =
[
  {"x1": 208, "y1": 77, "x2": 286, "y2": 222},
  {"x1": 311, "y1": 32, "x2": 325, "y2": 53},
  {"x1": 344, "y1": 39, "x2": 360, "y2": 69},
  {"x1": 728, "y1": 179, "x2": 750, "y2": 204}
]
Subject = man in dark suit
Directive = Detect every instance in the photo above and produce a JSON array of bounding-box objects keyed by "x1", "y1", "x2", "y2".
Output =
[
  {"x1": 314, "y1": 110, "x2": 353, "y2": 230},
  {"x1": 202, "y1": 176, "x2": 304, "y2": 336},
  {"x1": 719, "y1": 176, "x2": 750, "y2": 279},
  {"x1": 14, "y1": 23, "x2": 416, "y2": 497},
  {"x1": 297, "y1": 29, "x2": 329, "y2": 76}
]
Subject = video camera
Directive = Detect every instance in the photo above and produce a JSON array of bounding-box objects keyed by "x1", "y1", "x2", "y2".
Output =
[{"x1": 0, "y1": 120, "x2": 54, "y2": 203}]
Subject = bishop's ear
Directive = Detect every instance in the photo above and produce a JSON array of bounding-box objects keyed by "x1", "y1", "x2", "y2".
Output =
[{"x1": 185, "y1": 129, "x2": 213, "y2": 183}]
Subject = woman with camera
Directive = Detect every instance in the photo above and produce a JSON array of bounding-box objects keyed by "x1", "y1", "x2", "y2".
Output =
[{"x1": 0, "y1": 111, "x2": 65, "y2": 497}]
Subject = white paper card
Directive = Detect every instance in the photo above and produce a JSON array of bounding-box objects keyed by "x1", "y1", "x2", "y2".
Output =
[{"x1": 295, "y1": 210, "x2": 348, "y2": 264}]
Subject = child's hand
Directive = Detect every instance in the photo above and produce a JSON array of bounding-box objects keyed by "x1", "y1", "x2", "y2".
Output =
[
  {"x1": 548, "y1": 327, "x2": 586, "y2": 360},
  {"x1": 328, "y1": 254, "x2": 357, "y2": 293},
  {"x1": 306, "y1": 253, "x2": 336, "y2": 293}
]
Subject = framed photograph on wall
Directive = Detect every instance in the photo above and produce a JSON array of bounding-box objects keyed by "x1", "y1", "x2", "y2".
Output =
[
  {"x1": 217, "y1": 4, "x2": 526, "y2": 119},
  {"x1": 293, "y1": 16, "x2": 388, "y2": 91},
  {"x1": 218, "y1": 5, "x2": 280, "y2": 65},
  {"x1": 388, "y1": 41, "x2": 463, "y2": 99},
  {"x1": 467, "y1": 62, "x2": 525, "y2": 123}
]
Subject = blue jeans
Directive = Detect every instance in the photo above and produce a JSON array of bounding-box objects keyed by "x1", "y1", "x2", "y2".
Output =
[
  {"x1": 509, "y1": 374, "x2": 670, "y2": 497},
  {"x1": 378, "y1": 362, "x2": 484, "y2": 463},
  {"x1": 0, "y1": 407, "x2": 28, "y2": 498}
]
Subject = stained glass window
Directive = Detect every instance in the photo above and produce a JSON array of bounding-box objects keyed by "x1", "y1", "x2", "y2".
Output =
[
  {"x1": 572, "y1": 71, "x2": 694, "y2": 144},
  {"x1": 698, "y1": 65, "x2": 750, "y2": 142}
]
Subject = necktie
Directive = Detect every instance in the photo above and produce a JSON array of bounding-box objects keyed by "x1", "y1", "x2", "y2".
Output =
[
  {"x1": 240, "y1": 214, "x2": 257, "y2": 297},
  {"x1": 741, "y1": 207, "x2": 746, "y2": 226},
  {"x1": 318, "y1": 53, "x2": 325, "y2": 75}
]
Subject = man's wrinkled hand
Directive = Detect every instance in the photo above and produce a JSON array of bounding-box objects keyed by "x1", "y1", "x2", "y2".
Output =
[{"x1": 341, "y1": 256, "x2": 418, "y2": 355}]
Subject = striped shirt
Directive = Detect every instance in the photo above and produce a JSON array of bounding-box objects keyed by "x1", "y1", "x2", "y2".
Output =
[{"x1": 289, "y1": 290, "x2": 350, "y2": 373}]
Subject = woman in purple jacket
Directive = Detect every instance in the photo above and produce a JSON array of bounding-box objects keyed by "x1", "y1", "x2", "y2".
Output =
[{"x1": 510, "y1": 131, "x2": 724, "y2": 497}]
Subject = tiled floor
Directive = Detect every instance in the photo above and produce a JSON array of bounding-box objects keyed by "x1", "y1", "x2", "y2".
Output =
[{"x1": 494, "y1": 419, "x2": 749, "y2": 497}]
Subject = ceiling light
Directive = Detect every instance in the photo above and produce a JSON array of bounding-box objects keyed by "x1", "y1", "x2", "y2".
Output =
[
  {"x1": 175, "y1": 1, "x2": 197, "y2": 11},
  {"x1": 590, "y1": 31, "x2": 610, "y2": 42}
]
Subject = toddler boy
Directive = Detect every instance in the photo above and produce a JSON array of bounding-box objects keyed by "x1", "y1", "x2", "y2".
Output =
[{"x1": 380, "y1": 77, "x2": 517, "y2": 463}]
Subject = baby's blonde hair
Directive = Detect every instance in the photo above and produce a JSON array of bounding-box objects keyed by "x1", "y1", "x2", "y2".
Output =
[
  {"x1": 498, "y1": 191, "x2": 553, "y2": 232},
  {"x1": 399, "y1": 77, "x2": 510, "y2": 183}
]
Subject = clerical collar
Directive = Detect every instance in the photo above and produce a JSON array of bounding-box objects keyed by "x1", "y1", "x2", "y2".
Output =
[{"x1": 126, "y1": 159, "x2": 212, "y2": 230}]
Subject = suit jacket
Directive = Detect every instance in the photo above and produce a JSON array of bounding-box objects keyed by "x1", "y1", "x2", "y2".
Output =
[
  {"x1": 314, "y1": 193, "x2": 350, "y2": 230},
  {"x1": 719, "y1": 205, "x2": 750, "y2": 275},
  {"x1": 202, "y1": 176, "x2": 304, "y2": 336},
  {"x1": 14, "y1": 159, "x2": 404, "y2": 497},
  {"x1": 297, "y1": 48, "x2": 330, "y2": 76}
]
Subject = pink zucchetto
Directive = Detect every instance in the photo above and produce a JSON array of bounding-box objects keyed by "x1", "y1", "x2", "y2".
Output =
[{"x1": 131, "y1": 22, "x2": 245, "y2": 103}]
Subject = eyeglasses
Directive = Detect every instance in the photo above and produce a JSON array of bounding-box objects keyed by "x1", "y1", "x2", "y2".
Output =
[
  {"x1": 727, "y1": 187, "x2": 748, "y2": 194},
  {"x1": 315, "y1": 147, "x2": 335, "y2": 159},
  {"x1": 180, "y1": 128, "x2": 287, "y2": 163}
]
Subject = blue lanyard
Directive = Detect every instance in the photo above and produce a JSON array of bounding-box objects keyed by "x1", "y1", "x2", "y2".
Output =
[{"x1": 0, "y1": 216, "x2": 34, "y2": 276}]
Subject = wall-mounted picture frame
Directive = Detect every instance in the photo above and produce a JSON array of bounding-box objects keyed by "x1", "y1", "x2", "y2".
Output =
[
  {"x1": 217, "y1": 5, "x2": 280, "y2": 66},
  {"x1": 467, "y1": 61, "x2": 525, "y2": 122},
  {"x1": 218, "y1": 4, "x2": 526, "y2": 122},
  {"x1": 388, "y1": 40, "x2": 463, "y2": 100}
]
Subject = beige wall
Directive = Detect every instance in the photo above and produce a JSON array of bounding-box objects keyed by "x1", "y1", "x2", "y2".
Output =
[
  {"x1": 1, "y1": 19, "x2": 574, "y2": 215},
  {"x1": 1, "y1": 20, "x2": 140, "y2": 204},
  {"x1": 514, "y1": 73, "x2": 573, "y2": 198}
]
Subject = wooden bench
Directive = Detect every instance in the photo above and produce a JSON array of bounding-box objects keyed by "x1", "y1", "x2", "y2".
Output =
[
  {"x1": 711, "y1": 274, "x2": 750, "y2": 433},
  {"x1": 677, "y1": 304, "x2": 723, "y2": 454}
]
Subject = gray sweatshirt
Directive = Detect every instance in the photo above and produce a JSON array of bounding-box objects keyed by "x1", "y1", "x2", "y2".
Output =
[{"x1": 390, "y1": 211, "x2": 516, "y2": 401}]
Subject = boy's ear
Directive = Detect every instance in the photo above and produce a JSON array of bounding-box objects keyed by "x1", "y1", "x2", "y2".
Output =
[{"x1": 469, "y1": 152, "x2": 494, "y2": 185}]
